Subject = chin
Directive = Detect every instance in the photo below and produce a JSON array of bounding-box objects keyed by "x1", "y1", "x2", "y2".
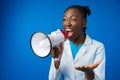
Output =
[{"x1": 67, "y1": 37, "x2": 73, "y2": 41}]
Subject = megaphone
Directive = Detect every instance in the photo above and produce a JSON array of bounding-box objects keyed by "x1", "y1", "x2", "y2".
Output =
[{"x1": 30, "y1": 29, "x2": 67, "y2": 57}]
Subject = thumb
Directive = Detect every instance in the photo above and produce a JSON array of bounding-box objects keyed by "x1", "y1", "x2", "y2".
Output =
[
  {"x1": 86, "y1": 61, "x2": 101, "y2": 69},
  {"x1": 59, "y1": 42, "x2": 64, "y2": 49},
  {"x1": 92, "y1": 61, "x2": 101, "y2": 69}
]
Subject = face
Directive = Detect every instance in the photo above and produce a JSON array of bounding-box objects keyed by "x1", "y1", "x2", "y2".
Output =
[{"x1": 63, "y1": 8, "x2": 86, "y2": 41}]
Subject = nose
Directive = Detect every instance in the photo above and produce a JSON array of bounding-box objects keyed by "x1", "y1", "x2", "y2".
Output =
[{"x1": 64, "y1": 20, "x2": 71, "y2": 27}]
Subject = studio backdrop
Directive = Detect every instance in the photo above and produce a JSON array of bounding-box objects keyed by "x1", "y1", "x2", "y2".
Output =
[{"x1": 0, "y1": 0, "x2": 120, "y2": 80}]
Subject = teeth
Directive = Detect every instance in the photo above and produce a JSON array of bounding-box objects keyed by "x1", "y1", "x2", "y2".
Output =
[{"x1": 66, "y1": 29, "x2": 72, "y2": 31}]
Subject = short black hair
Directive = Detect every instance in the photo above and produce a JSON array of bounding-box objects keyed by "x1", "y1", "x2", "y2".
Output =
[{"x1": 64, "y1": 5, "x2": 91, "y2": 19}]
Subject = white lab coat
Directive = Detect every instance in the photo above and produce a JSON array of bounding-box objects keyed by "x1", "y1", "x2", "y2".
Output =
[{"x1": 49, "y1": 35, "x2": 105, "y2": 80}]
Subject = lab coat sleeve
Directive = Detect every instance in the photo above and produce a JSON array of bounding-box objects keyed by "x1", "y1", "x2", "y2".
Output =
[
  {"x1": 94, "y1": 43, "x2": 106, "y2": 80},
  {"x1": 49, "y1": 58, "x2": 61, "y2": 80}
]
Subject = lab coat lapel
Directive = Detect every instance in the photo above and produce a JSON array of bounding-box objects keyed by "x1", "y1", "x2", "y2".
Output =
[
  {"x1": 73, "y1": 35, "x2": 92, "y2": 63},
  {"x1": 64, "y1": 40, "x2": 74, "y2": 61},
  {"x1": 64, "y1": 35, "x2": 92, "y2": 63},
  {"x1": 74, "y1": 45, "x2": 87, "y2": 63}
]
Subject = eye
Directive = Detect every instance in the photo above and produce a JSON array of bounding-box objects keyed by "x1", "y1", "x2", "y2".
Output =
[
  {"x1": 71, "y1": 18, "x2": 77, "y2": 21},
  {"x1": 63, "y1": 18, "x2": 66, "y2": 21}
]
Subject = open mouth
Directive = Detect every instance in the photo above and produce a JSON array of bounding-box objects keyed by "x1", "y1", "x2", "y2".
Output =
[{"x1": 66, "y1": 29, "x2": 73, "y2": 37}]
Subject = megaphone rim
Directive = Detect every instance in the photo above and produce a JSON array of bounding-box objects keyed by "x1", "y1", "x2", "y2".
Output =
[{"x1": 30, "y1": 31, "x2": 52, "y2": 58}]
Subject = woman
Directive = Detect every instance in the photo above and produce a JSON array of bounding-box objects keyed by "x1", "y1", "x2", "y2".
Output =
[{"x1": 49, "y1": 5, "x2": 105, "y2": 80}]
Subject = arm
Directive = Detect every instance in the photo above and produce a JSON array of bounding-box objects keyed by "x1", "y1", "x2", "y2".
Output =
[
  {"x1": 93, "y1": 43, "x2": 105, "y2": 80},
  {"x1": 75, "y1": 43, "x2": 105, "y2": 80},
  {"x1": 49, "y1": 42, "x2": 63, "y2": 80},
  {"x1": 49, "y1": 58, "x2": 61, "y2": 80},
  {"x1": 51, "y1": 42, "x2": 63, "y2": 69},
  {"x1": 75, "y1": 61, "x2": 101, "y2": 80}
]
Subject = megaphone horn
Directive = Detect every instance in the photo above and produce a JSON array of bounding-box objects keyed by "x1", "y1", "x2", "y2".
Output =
[{"x1": 30, "y1": 29, "x2": 67, "y2": 57}]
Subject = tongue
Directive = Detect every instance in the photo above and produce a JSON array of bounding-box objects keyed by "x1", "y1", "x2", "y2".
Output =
[{"x1": 68, "y1": 32, "x2": 73, "y2": 37}]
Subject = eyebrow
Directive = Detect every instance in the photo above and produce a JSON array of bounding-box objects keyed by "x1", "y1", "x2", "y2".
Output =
[{"x1": 64, "y1": 15, "x2": 79, "y2": 18}]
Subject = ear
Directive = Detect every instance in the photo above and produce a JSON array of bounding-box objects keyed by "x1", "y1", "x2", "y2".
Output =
[{"x1": 82, "y1": 19, "x2": 87, "y2": 28}]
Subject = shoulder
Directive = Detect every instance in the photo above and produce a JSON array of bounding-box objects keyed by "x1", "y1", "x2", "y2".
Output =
[
  {"x1": 86, "y1": 35, "x2": 105, "y2": 48},
  {"x1": 84, "y1": 35, "x2": 104, "y2": 46},
  {"x1": 93, "y1": 39, "x2": 104, "y2": 46}
]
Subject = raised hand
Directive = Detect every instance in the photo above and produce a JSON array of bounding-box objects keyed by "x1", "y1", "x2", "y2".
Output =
[{"x1": 75, "y1": 61, "x2": 101, "y2": 80}]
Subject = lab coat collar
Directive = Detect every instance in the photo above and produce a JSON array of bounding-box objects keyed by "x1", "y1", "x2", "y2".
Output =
[
  {"x1": 74, "y1": 35, "x2": 93, "y2": 63},
  {"x1": 84, "y1": 35, "x2": 92, "y2": 45},
  {"x1": 64, "y1": 35, "x2": 93, "y2": 63},
  {"x1": 64, "y1": 35, "x2": 92, "y2": 45}
]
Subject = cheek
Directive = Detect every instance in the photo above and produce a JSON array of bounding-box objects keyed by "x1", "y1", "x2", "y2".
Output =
[
  {"x1": 71, "y1": 20, "x2": 83, "y2": 27},
  {"x1": 72, "y1": 23, "x2": 83, "y2": 31},
  {"x1": 72, "y1": 25, "x2": 83, "y2": 36}
]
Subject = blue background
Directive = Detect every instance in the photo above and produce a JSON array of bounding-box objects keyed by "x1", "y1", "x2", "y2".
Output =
[{"x1": 0, "y1": 0, "x2": 120, "y2": 80}]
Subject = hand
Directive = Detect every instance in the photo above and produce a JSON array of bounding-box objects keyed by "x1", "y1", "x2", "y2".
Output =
[
  {"x1": 75, "y1": 61, "x2": 101, "y2": 80},
  {"x1": 51, "y1": 42, "x2": 64, "y2": 59},
  {"x1": 75, "y1": 61, "x2": 100, "y2": 72},
  {"x1": 51, "y1": 42, "x2": 64, "y2": 69}
]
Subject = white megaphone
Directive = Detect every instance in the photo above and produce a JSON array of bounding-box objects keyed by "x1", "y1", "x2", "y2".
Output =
[{"x1": 30, "y1": 29, "x2": 67, "y2": 57}]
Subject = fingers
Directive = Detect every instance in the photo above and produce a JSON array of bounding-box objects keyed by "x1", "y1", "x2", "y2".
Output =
[
  {"x1": 59, "y1": 42, "x2": 64, "y2": 55},
  {"x1": 75, "y1": 66, "x2": 87, "y2": 72},
  {"x1": 86, "y1": 61, "x2": 101, "y2": 69},
  {"x1": 51, "y1": 47, "x2": 60, "y2": 58},
  {"x1": 75, "y1": 66, "x2": 84, "y2": 70},
  {"x1": 95, "y1": 61, "x2": 101, "y2": 67},
  {"x1": 75, "y1": 66, "x2": 82, "y2": 70},
  {"x1": 51, "y1": 42, "x2": 64, "y2": 58},
  {"x1": 59, "y1": 42, "x2": 63, "y2": 49},
  {"x1": 75, "y1": 61, "x2": 101, "y2": 72}
]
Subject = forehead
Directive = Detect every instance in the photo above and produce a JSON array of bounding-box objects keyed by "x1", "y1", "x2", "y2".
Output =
[{"x1": 64, "y1": 8, "x2": 82, "y2": 17}]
